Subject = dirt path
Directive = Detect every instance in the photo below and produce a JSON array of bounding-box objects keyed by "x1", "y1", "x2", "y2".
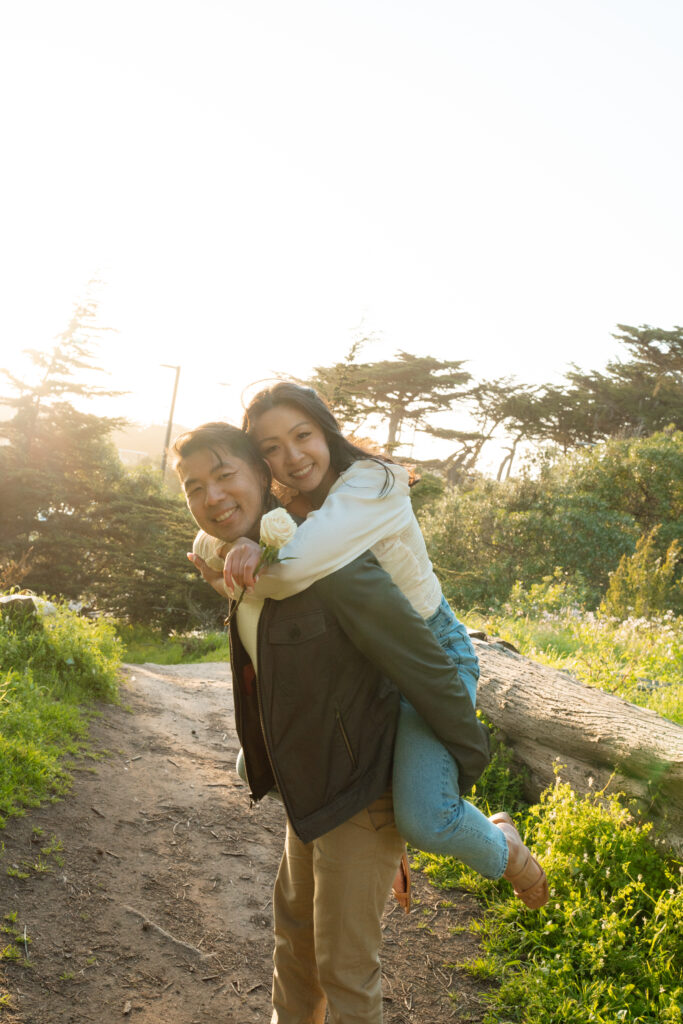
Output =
[{"x1": 0, "y1": 663, "x2": 489, "y2": 1023}]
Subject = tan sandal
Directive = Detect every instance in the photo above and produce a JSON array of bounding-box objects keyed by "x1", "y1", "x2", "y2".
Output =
[
  {"x1": 490, "y1": 812, "x2": 549, "y2": 909},
  {"x1": 392, "y1": 850, "x2": 411, "y2": 914}
]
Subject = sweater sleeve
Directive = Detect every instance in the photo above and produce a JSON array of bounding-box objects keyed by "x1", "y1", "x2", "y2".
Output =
[
  {"x1": 313, "y1": 552, "x2": 491, "y2": 792},
  {"x1": 251, "y1": 460, "x2": 414, "y2": 600}
]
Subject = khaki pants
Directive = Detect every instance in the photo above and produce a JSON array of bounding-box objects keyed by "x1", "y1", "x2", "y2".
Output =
[{"x1": 271, "y1": 791, "x2": 405, "y2": 1024}]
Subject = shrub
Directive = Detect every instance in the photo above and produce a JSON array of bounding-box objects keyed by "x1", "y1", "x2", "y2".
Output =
[
  {"x1": 602, "y1": 528, "x2": 683, "y2": 618},
  {"x1": 0, "y1": 596, "x2": 122, "y2": 824},
  {"x1": 417, "y1": 774, "x2": 683, "y2": 1024},
  {"x1": 420, "y1": 431, "x2": 683, "y2": 613}
]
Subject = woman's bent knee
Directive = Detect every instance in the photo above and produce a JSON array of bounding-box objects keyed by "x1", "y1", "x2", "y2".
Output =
[{"x1": 394, "y1": 797, "x2": 465, "y2": 852}]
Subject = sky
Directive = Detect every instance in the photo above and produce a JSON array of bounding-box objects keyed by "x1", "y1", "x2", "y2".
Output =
[{"x1": 1, "y1": 0, "x2": 681, "y2": 461}]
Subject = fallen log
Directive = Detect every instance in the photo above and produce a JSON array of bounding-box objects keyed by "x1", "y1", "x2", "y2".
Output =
[{"x1": 472, "y1": 637, "x2": 683, "y2": 856}]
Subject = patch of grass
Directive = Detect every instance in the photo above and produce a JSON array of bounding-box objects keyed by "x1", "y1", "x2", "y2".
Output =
[
  {"x1": 5, "y1": 867, "x2": 29, "y2": 880},
  {"x1": 118, "y1": 624, "x2": 230, "y2": 664},
  {"x1": 417, "y1": 776, "x2": 683, "y2": 1024},
  {"x1": 0, "y1": 595, "x2": 122, "y2": 826},
  {"x1": 467, "y1": 576, "x2": 682, "y2": 724},
  {"x1": 0, "y1": 915, "x2": 30, "y2": 969}
]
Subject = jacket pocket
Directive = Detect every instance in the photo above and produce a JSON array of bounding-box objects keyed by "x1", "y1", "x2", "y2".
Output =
[
  {"x1": 335, "y1": 707, "x2": 357, "y2": 770},
  {"x1": 268, "y1": 611, "x2": 327, "y2": 645}
]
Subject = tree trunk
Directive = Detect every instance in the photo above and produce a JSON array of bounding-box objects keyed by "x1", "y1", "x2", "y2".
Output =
[
  {"x1": 384, "y1": 406, "x2": 403, "y2": 454},
  {"x1": 472, "y1": 636, "x2": 683, "y2": 856}
]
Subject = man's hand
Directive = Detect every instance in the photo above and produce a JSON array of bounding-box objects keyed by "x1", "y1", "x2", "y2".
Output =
[
  {"x1": 187, "y1": 552, "x2": 230, "y2": 597},
  {"x1": 223, "y1": 537, "x2": 263, "y2": 594}
]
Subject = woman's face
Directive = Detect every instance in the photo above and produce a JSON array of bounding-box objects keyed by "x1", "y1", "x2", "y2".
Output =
[
  {"x1": 250, "y1": 404, "x2": 337, "y2": 506},
  {"x1": 178, "y1": 446, "x2": 268, "y2": 543}
]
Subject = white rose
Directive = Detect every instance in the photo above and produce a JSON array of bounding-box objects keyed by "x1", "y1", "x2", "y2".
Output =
[
  {"x1": 260, "y1": 508, "x2": 297, "y2": 550},
  {"x1": 193, "y1": 530, "x2": 228, "y2": 572}
]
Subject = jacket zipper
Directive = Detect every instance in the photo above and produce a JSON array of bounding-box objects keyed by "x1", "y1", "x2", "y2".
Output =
[
  {"x1": 254, "y1": 609, "x2": 295, "y2": 823},
  {"x1": 335, "y1": 708, "x2": 357, "y2": 769}
]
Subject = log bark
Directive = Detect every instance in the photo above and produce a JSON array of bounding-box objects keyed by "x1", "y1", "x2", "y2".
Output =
[{"x1": 472, "y1": 637, "x2": 683, "y2": 856}]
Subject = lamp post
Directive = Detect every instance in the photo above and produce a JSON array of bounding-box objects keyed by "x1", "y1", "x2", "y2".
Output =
[{"x1": 160, "y1": 364, "x2": 181, "y2": 479}]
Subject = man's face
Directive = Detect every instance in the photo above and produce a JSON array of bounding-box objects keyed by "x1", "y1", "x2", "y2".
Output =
[{"x1": 177, "y1": 446, "x2": 267, "y2": 543}]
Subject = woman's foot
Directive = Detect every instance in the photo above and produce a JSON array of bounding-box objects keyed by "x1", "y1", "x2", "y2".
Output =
[
  {"x1": 490, "y1": 812, "x2": 549, "y2": 909},
  {"x1": 392, "y1": 850, "x2": 411, "y2": 914}
]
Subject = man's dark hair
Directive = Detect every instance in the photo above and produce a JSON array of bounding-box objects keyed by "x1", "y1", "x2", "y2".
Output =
[{"x1": 169, "y1": 421, "x2": 277, "y2": 509}]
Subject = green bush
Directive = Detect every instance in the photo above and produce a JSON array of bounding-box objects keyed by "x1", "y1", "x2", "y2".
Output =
[
  {"x1": 602, "y1": 528, "x2": 683, "y2": 618},
  {"x1": 417, "y1": 777, "x2": 683, "y2": 1024},
  {"x1": 0, "y1": 601, "x2": 120, "y2": 703},
  {"x1": 0, "y1": 596, "x2": 122, "y2": 824},
  {"x1": 420, "y1": 430, "x2": 683, "y2": 613}
]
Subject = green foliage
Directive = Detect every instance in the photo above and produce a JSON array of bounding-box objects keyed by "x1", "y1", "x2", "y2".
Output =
[
  {"x1": 118, "y1": 624, "x2": 230, "y2": 664},
  {"x1": 503, "y1": 569, "x2": 592, "y2": 617},
  {"x1": 408, "y1": 470, "x2": 446, "y2": 515},
  {"x1": 564, "y1": 428, "x2": 683, "y2": 548},
  {"x1": 82, "y1": 465, "x2": 227, "y2": 632},
  {"x1": 602, "y1": 528, "x2": 683, "y2": 618},
  {"x1": 0, "y1": 601, "x2": 120, "y2": 702},
  {"x1": 0, "y1": 598, "x2": 121, "y2": 825},
  {"x1": 420, "y1": 430, "x2": 682, "y2": 612},
  {"x1": 417, "y1": 777, "x2": 683, "y2": 1024},
  {"x1": 491, "y1": 325, "x2": 683, "y2": 458},
  {"x1": 420, "y1": 473, "x2": 636, "y2": 611},
  {"x1": 562, "y1": 324, "x2": 683, "y2": 441}
]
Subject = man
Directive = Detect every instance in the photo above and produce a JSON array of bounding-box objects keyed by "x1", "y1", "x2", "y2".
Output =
[{"x1": 171, "y1": 422, "x2": 490, "y2": 1024}]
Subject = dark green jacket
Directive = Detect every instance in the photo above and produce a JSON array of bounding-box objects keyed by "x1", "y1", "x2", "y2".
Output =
[{"x1": 229, "y1": 551, "x2": 490, "y2": 843}]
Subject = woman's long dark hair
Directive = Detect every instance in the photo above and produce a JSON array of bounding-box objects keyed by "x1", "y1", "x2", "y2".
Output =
[{"x1": 242, "y1": 382, "x2": 395, "y2": 495}]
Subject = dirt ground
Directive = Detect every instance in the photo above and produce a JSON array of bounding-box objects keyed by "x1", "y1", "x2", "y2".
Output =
[{"x1": 0, "y1": 662, "x2": 492, "y2": 1023}]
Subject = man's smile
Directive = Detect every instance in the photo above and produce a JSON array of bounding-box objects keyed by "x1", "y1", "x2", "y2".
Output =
[{"x1": 214, "y1": 507, "x2": 238, "y2": 523}]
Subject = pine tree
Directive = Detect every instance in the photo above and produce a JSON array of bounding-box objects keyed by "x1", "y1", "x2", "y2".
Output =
[{"x1": 306, "y1": 349, "x2": 471, "y2": 453}]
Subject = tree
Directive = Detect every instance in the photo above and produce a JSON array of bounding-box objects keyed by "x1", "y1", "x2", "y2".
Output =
[
  {"x1": 565, "y1": 324, "x2": 682, "y2": 438},
  {"x1": 417, "y1": 379, "x2": 541, "y2": 483},
  {"x1": 0, "y1": 294, "x2": 228, "y2": 630},
  {"x1": 507, "y1": 325, "x2": 683, "y2": 454},
  {"x1": 83, "y1": 466, "x2": 226, "y2": 631},
  {"x1": 0, "y1": 294, "x2": 126, "y2": 581},
  {"x1": 306, "y1": 350, "x2": 471, "y2": 453}
]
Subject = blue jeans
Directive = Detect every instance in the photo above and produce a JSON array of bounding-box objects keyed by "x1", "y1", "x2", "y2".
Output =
[{"x1": 392, "y1": 596, "x2": 508, "y2": 879}]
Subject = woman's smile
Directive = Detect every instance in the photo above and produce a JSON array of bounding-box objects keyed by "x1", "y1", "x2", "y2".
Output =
[{"x1": 251, "y1": 404, "x2": 337, "y2": 507}]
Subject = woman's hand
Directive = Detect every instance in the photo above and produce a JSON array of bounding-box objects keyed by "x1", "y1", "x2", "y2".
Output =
[
  {"x1": 223, "y1": 537, "x2": 263, "y2": 594},
  {"x1": 187, "y1": 552, "x2": 229, "y2": 597}
]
